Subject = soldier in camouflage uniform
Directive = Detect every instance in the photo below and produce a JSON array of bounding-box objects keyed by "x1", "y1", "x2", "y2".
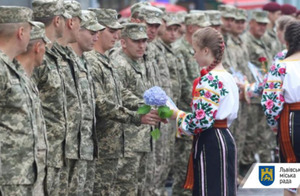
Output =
[
  {"x1": 205, "y1": 10, "x2": 222, "y2": 32},
  {"x1": 241, "y1": 10, "x2": 275, "y2": 176},
  {"x1": 171, "y1": 12, "x2": 210, "y2": 196},
  {"x1": 110, "y1": 23, "x2": 162, "y2": 196},
  {"x1": 15, "y1": 21, "x2": 50, "y2": 196},
  {"x1": 158, "y1": 14, "x2": 188, "y2": 196},
  {"x1": 31, "y1": 0, "x2": 71, "y2": 195},
  {"x1": 49, "y1": 2, "x2": 90, "y2": 195},
  {"x1": 69, "y1": 10, "x2": 105, "y2": 196},
  {"x1": 225, "y1": 9, "x2": 252, "y2": 181},
  {"x1": 0, "y1": 6, "x2": 45, "y2": 196},
  {"x1": 218, "y1": 4, "x2": 236, "y2": 45},
  {"x1": 262, "y1": 2, "x2": 282, "y2": 58},
  {"x1": 85, "y1": 11, "x2": 161, "y2": 195},
  {"x1": 136, "y1": 6, "x2": 173, "y2": 195}
]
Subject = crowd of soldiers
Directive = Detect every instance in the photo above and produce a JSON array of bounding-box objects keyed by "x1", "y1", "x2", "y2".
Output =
[{"x1": 0, "y1": 0, "x2": 299, "y2": 195}]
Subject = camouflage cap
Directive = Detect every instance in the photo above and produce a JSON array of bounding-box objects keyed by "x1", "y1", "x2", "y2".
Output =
[
  {"x1": 218, "y1": 4, "x2": 236, "y2": 18},
  {"x1": 0, "y1": 6, "x2": 34, "y2": 24},
  {"x1": 130, "y1": 2, "x2": 151, "y2": 17},
  {"x1": 79, "y1": 10, "x2": 105, "y2": 32},
  {"x1": 32, "y1": 0, "x2": 72, "y2": 19},
  {"x1": 64, "y1": 0, "x2": 81, "y2": 17},
  {"x1": 176, "y1": 11, "x2": 187, "y2": 23},
  {"x1": 205, "y1": 10, "x2": 222, "y2": 26},
  {"x1": 163, "y1": 14, "x2": 181, "y2": 27},
  {"x1": 138, "y1": 5, "x2": 163, "y2": 25},
  {"x1": 189, "y1": 10, "x2": 204, "y2": 14},
  {"x1": 121, "y1": 23, "x2": 148, "y2": 40},
  {"x1": 235, "y1": 9, "x2": 247, "y2": 21},
  {"x1": 184, "y1": 13, "x2": 210, "y2": 27},
  {"x1": 251, "y1": 10, "x2": 269, "y2": 23},
  {"x1": 89, "y1": 8, "x2": 123, "y2": 30},
  {"x1": 30, "y1": 21, "x2": 51, "y2": 43}
]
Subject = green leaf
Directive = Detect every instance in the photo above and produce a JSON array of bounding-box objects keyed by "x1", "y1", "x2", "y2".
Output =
[
  {"x1": 151, "y1": 128, "x2": 161, "y2": 140},
  {"x1": 137, "y1": 105, "x2": 151, "y2": 114},
  {"x1": 158, "y1": 106, "x2": 173, "y2": 119}
]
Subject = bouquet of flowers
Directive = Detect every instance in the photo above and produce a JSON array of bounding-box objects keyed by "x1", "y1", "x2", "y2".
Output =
[{"x1": 138, "y1": 86, "x2": 175, "y2": 140}]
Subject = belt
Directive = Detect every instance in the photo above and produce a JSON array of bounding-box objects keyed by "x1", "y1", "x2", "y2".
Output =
[
  {"x1": 213, "y1": 119, "x2": 228, "y2": 129},
  {"x1": 280, "y1": 102, "x2": 300, "y2": 163}
]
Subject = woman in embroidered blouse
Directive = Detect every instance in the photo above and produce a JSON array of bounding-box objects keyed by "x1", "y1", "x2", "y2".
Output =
[
  {"x1": 261, "y1": 20, "x2": 300, "y2": 195},
  {"x1": 171, "y1": 27, "x2": 239, "y2": 196}
]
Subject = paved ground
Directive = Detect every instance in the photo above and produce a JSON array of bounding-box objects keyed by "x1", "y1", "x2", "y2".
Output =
[{"x1": 166, "y1": 187, "x2": 284, "y2": 196}]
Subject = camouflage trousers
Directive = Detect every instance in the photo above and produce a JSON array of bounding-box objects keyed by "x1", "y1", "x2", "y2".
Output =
[
  {"x1": 143, "y1": 123, "x2": 174, "y2": 196},
  {"x1": 172, "y1": 137, "x2": 192, "y2": 196},
  {"x1": 0, "y1": 185, "x2": 33, "y2": 196},
  {"x1": 240, "y1": 104, "x2": 276, "y2": 175},
  {"x1": 109, "y1": 152, "x2": 148, "y2": 196},
  {"x1": 230, "y1": 101, "x2": 248, "y2": 175},
  {"x1": 93, "y1": 158, "x2": 119, "y2": 196},
  {"x1": 67, "y1": 159, "x2": 95, "y2": 196}
]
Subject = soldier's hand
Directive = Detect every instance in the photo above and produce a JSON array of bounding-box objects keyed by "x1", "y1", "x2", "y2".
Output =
[{"x1": 141, "y1": 110, "x2": 163, "y2": 126}]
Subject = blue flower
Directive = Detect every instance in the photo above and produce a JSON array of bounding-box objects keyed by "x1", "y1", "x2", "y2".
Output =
[{"x1": 143, "y1": 86, "x2": 168, "y2": 106}]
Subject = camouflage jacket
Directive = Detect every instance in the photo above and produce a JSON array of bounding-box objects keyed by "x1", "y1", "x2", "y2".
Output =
[
  {"x1": 244, "y1": 31, "x2": 273, "y2": 71},
  {"x1": 0, "y1": 51, "x2": 38, "y2": 185},
  {"x1": 244, "y1": 32, "x2": 272, "y2": 104},
  {"x1": 15, "y1": 61, "x2": 48, "y2": 182},
  {"x1": 226, "y1": 34, "x2": 253, "y2": 81},
  {"x1": 144, "y1": 42, "x2": 162, "y2": 87},
  {"x1": 112, "y1": 50, "x2": 152, "y2": 154},
  {"x1": 52, "y1": 43, "x2": 81, "y2": 160},
  {"x1": 67, "y1": 50, "x2": 97, "y2": 161},
  {"x1": 174, "y1": 37, "x2": 199, "y2": 111},
  {"x1": 32, "y1": 45, "x2": 68, "y2": 168},
  {"x1": 262, "y1": 28, "x2": 282, "y2": 59},
  {"x1": 158, "y1": 38, "x2": 183, "y2": 105},
  {"x1": 86, "y1": 50, "x2": 142, "y2": 158},
  {"x1": 152, "y1": 39, "x2": 172, "y2": 96}
]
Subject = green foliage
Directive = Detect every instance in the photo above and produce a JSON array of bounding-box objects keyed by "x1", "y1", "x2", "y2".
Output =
[
  {"x1": 137, "y1": 105, "x2": 151, "y2": 115},
  {"x1": 151, "y1": 128, "x2": 161, "y2": 140},
  {"x1": 158, "y1": 106, "x2": 173, "y2": 119}
]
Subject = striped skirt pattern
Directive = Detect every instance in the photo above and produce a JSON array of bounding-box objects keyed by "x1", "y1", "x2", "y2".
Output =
[
  {"x1": 279, "y1": 110, "x2": 300, "y2": 162},
  {"x1": 192, "y1": 128, "x2": 237, "y2": 196}
]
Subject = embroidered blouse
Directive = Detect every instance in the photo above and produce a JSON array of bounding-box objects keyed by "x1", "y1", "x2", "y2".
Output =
[
  {"x1": 261, "y1": 51, "x2": 300, "y2": 128},
  {"x1": 245, "y1": 49, "x2": 287, "y2": 101},
  {"x1": 176, "y1": 70, "x2": 239, "y2": 136}
]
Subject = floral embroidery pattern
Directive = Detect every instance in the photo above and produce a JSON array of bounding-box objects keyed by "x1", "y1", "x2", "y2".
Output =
[
  {"x1": 261, "y1": 51, "x2": 286, "y2": 128},
  {"x1": 176, "y1": 73, "x2": 229, "y2": 135}
]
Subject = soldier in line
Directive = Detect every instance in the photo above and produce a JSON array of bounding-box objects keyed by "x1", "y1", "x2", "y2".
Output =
[
  {"x1": 134, "y1": 5, "x2": 172, "y2": 196},
  {"x1": 225, "y1": 8, "x2": 252, "y2": 181},
  {"x1": 262, "y1": 2, "x2": 282, "y2": 58},
  {"x1": 49, "y1": 1, "x2": 89, "y2": 195},
  {"x1": 218, "y1": 4, "x2": 236, "y2": 45},
  {"x1": 31, "y1": 0, "x2": 71, "y2": 194},
  {"x1": 0, "y1": 6, "x2": 45, "y2": 195},
  {"x1": 69, "y1": 10, "x2": 105, "y2": 195},
  {"x1": 87, "y1": 8, "x2": 143, "y2": 195},
  {"x1": 172, "y1": 12, "x2": 210, "y2": 196},
  {"x1": 15, "y1": 21, "x2": 50, "y2": 196},
  {"x1": 240, "y1": 10, "x2": 274, "y2": 176}
]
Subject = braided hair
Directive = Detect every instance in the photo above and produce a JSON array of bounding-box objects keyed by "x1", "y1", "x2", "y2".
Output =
[
  {"x1": 284, "y1": 20, "x2": 300, "y2": 58},
  {"x1": 192, "y1": 27, "x2": 225, "y2": 72}
]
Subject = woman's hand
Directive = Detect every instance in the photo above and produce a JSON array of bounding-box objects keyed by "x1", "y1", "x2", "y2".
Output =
[{"x1": 170, "y1": 109, "x2": 179, "y2": 120}]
